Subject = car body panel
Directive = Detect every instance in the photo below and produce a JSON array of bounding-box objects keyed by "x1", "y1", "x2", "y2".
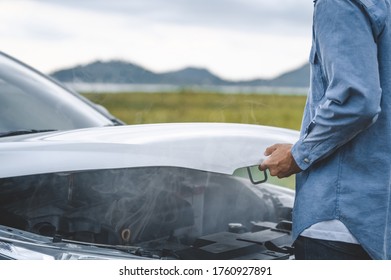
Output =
[{"x1": 0, "y1": 123, "x2": 299, "y2": 179}]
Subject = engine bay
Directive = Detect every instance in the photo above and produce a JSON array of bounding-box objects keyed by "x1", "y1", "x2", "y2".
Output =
[{"x1": 0, "y1": 166, "x2": 294, "y2": 259}]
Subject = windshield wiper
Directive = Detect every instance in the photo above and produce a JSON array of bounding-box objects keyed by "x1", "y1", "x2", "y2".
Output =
[{"x1": 0, "y1": 129, "x2": 57, "y2": 138}]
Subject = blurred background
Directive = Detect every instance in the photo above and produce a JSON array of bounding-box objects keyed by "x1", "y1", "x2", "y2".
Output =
[{"x1": 1, "y1": 0, "x2": 313, "y2": 129}]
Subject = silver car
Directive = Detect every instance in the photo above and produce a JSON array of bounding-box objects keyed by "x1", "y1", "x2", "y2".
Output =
[{"x1": 0, "y1": 52, "x2": 298, "y2": 260}]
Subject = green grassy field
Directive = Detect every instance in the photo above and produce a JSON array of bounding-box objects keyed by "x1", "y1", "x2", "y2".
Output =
[
  {"x1": 83, "y1": 90, "x2": 307, "y2": 130},
  {"x1": 82, "y1": 90, "x2": 307, "y2": 189}
]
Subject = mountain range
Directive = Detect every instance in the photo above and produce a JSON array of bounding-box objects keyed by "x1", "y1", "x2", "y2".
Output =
[{"x1": 50, "y1": 60, "x2": 310, "y2": 88}]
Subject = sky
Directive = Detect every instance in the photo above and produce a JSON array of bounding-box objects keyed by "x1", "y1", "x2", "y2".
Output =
[{"x1": 0, "y1": 0, "x2": 314, "y2": 81}]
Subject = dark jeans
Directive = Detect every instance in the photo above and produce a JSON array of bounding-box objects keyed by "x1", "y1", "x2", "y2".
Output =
[{"x1": 294, "y1": 236, "x2": 372, "y2": 260}]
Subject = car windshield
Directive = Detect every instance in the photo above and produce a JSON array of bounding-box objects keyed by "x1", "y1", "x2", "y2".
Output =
[
  {"x1": 0, "y1": 166, "x2": 294, "y2": 259},
  {"x1": 0, "y1": 52, "x2": 115, "y2": 133}
]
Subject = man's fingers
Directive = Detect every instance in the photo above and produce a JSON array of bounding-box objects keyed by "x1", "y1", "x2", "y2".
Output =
[
  {"x1": 259, "y1": 159, "x2": 269, "y2": 171},
  {"x1": 264, "y1": 144, "x2": 279, "y2": 156},
  {"x1": 260, "y1": 144, "x2": 279, "y2": 170}
]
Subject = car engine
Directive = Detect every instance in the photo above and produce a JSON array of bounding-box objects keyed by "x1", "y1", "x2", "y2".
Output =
[{"x1": 0, "y1": 167, "x2": 294, "y2": 259}]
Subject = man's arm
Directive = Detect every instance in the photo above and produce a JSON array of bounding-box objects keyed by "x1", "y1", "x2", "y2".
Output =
[
  {"x1": 261, "y1": 0, "x2": 385, "y2": 177},
  {"x1": 292, "y1": 0, "x2": 383, "y2": 171}
]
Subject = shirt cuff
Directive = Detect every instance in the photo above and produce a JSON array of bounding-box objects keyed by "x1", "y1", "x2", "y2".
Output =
[{"x1": 291, "y1": 139, "x2": 312, "y2": 171}]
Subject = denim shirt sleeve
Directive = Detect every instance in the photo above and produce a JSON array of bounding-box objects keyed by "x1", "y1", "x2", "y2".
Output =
[{"x1": 291, "y1": 0, "x2": 387, "y2": 170}]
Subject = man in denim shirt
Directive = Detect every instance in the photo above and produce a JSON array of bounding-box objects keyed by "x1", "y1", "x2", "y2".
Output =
[{"x1": 260, "y1": 0, "x2": 391, "y2": 260}]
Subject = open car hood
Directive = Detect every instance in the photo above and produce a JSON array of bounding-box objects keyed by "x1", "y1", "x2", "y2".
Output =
[
  {"x1": 0, "y1": 123, "x2": 298, "y2": 260},
  {"x1": 0, "y1": 123, "x2": 299, "y2": 178}
]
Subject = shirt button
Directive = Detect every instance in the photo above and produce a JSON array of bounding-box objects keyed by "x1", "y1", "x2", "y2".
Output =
[{"x1": 304, "y1": 158, "x2": 310, "y2": 164}]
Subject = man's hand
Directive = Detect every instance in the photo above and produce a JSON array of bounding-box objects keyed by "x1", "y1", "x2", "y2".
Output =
[{"x1": 259, "y1": 143, "x2": 301, "y2": 178}]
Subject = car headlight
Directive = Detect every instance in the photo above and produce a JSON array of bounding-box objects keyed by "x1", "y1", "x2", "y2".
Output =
[{"x1": 0, "y1": 241, "x2": 116, "y2": 260}]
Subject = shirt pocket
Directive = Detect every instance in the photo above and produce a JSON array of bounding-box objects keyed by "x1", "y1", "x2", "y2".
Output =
[{"x1": 309, "y1": 44, "x2": 327, "y2": 101}]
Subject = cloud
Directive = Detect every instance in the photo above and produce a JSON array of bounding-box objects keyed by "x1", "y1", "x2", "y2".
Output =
[
  {"x1": 33, "y1": 0, "x2": 313, "y2": 35},
  {"x1": 2, "y1": 0, "x2": 313, "y2": 80}
]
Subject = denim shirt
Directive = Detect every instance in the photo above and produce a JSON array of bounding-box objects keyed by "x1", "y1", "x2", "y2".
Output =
[{"x1": 291, "y1": 0, "x2": 391, "y2": 259}]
